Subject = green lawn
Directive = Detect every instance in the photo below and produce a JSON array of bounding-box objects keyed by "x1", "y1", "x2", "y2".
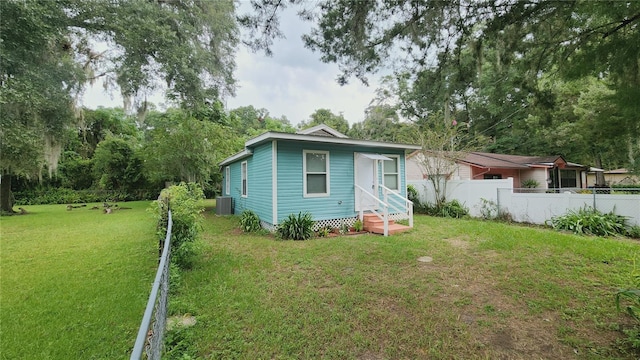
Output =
[
  {"x1": 0, "y1": 202, "x2": 157, "y2": 359},
  {"x1": 170, "y1": 209, "x2": 640, "y2": 359}
]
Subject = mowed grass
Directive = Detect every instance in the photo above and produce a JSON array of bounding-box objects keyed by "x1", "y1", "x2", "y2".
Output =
[
  {"x1": 0, "y1": 202, "x2": 158, "y2": 359},
  {"x1": 171, "y1": 207, "x2": 640, "y2": 359}
]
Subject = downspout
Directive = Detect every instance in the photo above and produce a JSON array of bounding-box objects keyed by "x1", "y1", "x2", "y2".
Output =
[{"x1": 374, "y1": 159, "x2": 380, "y2": 197}]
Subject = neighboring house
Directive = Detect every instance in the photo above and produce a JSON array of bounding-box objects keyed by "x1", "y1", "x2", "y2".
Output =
[
  {"x1": 587, "y1": 168, "x2": 640, "y2": 186},
  {"x1": 407, "y1": 151, "x2": 590, "y2": 189},
  {"x1": 219, "y1": 124, "x2": 421, "y2": 235}
]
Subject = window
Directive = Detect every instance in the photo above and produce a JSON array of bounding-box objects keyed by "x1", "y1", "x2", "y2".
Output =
[
  {"x1": 303, "y1": 150, "x2": 329, "y2": 196},
  {"x1": 383, "y1": 156, "x2": 400, "y2": 191},
  {"x1": 560, "y1": 169, "x2": 577, "y2": 188},
  {"x1": 241, "y1": 161, "x2": 247, "y2": 197},
  {"x1": 225, "y1": 166, "x2": 230, "y2": 195},
  {"x1": 484, "y1": 174, "x2": 502, "y2": 179}
]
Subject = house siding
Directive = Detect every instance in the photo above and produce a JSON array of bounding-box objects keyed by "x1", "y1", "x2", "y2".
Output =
[
  {"x1": 407, "y1": 153, "x2": 464, "y2": 181},
  {"x1": 521, "y1": 169, "x2": 547, "y2": 188},
  {"x1": 224, "y1": 142, "x2": 273, "y2": 221},
  {"x1": 456, "y1": 164, "x2": 472, "y2": 180},
  {"x1": 225, "y1": 161, "x2": 241, "y2": 211},
  {"x1": 276, "y1": 141, "x2": 407, "y2": 224},
  {"x1": 586, "y1": 172, "x2": 640, "y2": 186},
  {"x1": 406, "y1": 156, "x2": 425, "y2": 181}
]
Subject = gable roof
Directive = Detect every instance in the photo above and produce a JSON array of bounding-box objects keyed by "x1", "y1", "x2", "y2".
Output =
[
  {"x1": 219, "y1": 125, "x2": 421, "y2": 167},
  {"x1": 460, "y1": 152, "x2": 570, "y2": 169},
  {"x1": 296, "y1": 124, "x2": 349, "y2": 138},
  {"x1": 409, "y1": 150, "x2": 587, "y2": 170}
]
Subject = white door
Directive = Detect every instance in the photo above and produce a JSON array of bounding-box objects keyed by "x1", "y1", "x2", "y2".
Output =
[{"x1": 355, "y1": 153, "x2": 378, "y2": 211}]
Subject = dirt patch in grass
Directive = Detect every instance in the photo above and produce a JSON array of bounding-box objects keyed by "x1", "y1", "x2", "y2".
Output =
[
  {"x1": 444, "y1": 236, "x2": 472, "y2": 250},
  {"x1": 167, "y1": 314, "x2": 197, "y2": 330},
  {"x1": 415, "y1": 256, "x2": 580, "y2": 359}
]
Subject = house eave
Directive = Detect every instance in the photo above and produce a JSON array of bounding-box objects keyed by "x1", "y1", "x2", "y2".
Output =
[
  {"x1": 245, "y1": 131, "x2": 421, "y2": 151},
  {"x1": 565, "y1": 161, "x2": 588, "y2": 169},
  {"x1": 459, "y1": 159, "x2": 529, "y2": 170},
  {"x1": 219, "y1": 149, "x2": 253, "y2": 167},
  {"x1": 527, "y1": 164, "x2": 554, "y2": 169}
]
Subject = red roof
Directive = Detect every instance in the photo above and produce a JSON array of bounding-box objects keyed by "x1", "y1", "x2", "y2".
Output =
[
  {"x1": 459, "y1": 152, "x2": 578, "y2": 169},
  {"x1": 408, "y1": 150, "x2": 587, "y2": 170}
]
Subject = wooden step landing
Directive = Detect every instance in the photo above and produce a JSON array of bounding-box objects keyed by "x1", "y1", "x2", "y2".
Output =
[
  {"x1": 367, "y1": 223, "x2": 412, "y2": 235},
  {"x1": 361, "y1": 214, "x2": 411, "y2": 235}
]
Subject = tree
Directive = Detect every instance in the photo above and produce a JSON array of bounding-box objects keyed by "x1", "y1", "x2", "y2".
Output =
[
  {"x1": 0, "y1": 0, "x2": 238, "y2": 212},
  {"x1": 245, "y1": 116, "x2": 296, "y2": 137},
  {"x1": 294, "y1": 1, "x2": 639, "y2": 91},
  {"x1": 299, "y1": 109, "x2": 350, "y2": 134},
  {"x1": 0, "y1": 1, "x2": 79, "y2": 212},
  {"x1": 348, "y1": 104, "x2": 415, "y2": 143},
  {"x1": 229, "y1": 105, "x2": 268, "y2": 133},
  {"x1": 73, "y1": 108, "x2": 139, "y2": 158},
  {"x1": 92, "y1": 138, "x2": 144, "y2": 193},
  {"x1": 242, "y1": 0, "x2": 640, "y2": 172},
  {"x1": 415, "y1": 113, "x2": 482, "y2": 207},
  {"x1": 143, "y1": 109, "x2": 242, "y2": 189},
  {"x1": 228, "y1": 105, "x2": 296, "y2": 137},
  {"x1": 58, "y1": 152, "x2": 94, "y2": 190}
]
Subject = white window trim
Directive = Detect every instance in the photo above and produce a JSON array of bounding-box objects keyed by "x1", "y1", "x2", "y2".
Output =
[
  {"x1": 303, "y1": 150, "x2": 330, "y2": 197},
  {"x1": 383, "y1": 154, "x2": 401, "y2": 192},
  {"x1": 241, "y1": 161, "x2": 248, "y2": 198},
  {"x1": 225, "y1": 166, "x2": 230, "y2": 195}
]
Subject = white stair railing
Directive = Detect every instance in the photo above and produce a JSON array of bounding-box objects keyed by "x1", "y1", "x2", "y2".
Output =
[
  {"x1": 354, "y1": 184, "x2": 389, "y2": 236},
  {"x1": 379, "y1": 184, "x2": 414, "y2": 228}
]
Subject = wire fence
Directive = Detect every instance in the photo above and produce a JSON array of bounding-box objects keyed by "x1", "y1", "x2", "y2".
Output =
[{"x1": 131, "y1": 210, "x2": 172, "y2": 360}]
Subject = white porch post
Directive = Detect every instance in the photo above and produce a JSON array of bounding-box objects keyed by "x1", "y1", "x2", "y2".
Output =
[
  {"x1": 409, "y1": 202, "x2": 413, "y2": 228},
  {"x1": 383, "y1": 205, "x2": 389, "y2": 236}
]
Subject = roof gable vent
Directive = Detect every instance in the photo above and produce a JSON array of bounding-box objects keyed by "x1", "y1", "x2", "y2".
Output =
[{"x1": 296, "y1": 124, "x2": 348, "y2": 138}]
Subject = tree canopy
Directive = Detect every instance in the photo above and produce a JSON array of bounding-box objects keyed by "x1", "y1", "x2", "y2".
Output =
[
  {"x1": 299, "y1": 108, "x2": 350, "y2": 134},
  {"x1": 242, "y1": 0, "x2": 639, "y2": 173},
  {"x1": 0, "y1": 0, "x2": 239, "y2": 212}
]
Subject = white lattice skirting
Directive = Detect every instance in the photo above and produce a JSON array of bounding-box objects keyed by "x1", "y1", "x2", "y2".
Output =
[
  {"x1": 388, "y1": 212, "x2": 410, "y2": 222},
  {"x1": 260, "y1": 220, "x2": 277, "y2": 232},
  {"x1": 311, "y1": 217, "x2": 358, "y2": 231},
  {"x1": 262, "y1": 213, "x2": 409, "y2": 233}
]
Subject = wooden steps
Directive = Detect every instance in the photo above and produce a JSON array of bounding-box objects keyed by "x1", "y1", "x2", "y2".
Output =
[{"x1": 362, "y1": 213, "x2": 411, "y2": 235}]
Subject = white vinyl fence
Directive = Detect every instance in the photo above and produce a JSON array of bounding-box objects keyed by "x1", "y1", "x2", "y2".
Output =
[
  {"x1": 408, "y1": 179, "x2": 640, "y2": 227},
  {"x1": 407, "y1": 179, "x2": 513, "y2": 218},
  {"x1": 497, "y1": 188, "x2": 640, "y2": 227}
]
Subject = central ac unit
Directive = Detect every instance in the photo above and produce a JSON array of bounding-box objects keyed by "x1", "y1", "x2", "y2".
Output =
[{"x1": 215, "y1": 196, "x2": 233, "y2": 215}]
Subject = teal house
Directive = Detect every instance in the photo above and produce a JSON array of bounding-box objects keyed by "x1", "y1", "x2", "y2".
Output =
[{"x1": 219, "y1": 125, "x2": 421, "y2": 235}]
